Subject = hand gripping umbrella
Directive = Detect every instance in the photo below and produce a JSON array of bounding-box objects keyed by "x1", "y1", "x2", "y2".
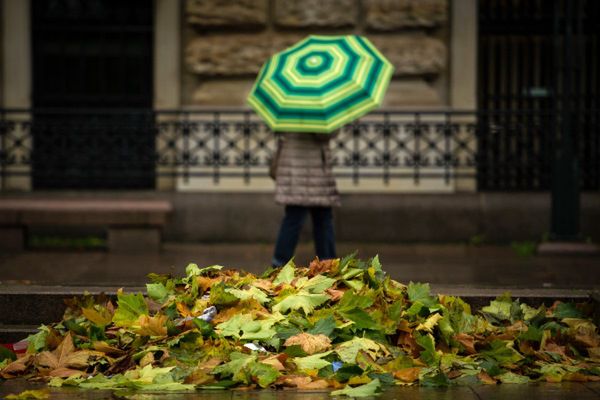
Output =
[{"x1": 247, "y1": 35, "x2": 394, "y2": 134}]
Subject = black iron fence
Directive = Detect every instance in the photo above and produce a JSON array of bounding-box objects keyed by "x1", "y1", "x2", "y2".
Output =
[{"x1": 0, "y1": 109, "x2": 598, "y2": 191}]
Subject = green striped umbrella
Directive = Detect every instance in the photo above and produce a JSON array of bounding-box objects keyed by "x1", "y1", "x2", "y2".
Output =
[{"x1": 247, "y1": 35, "x2": 394, "y2": 133}]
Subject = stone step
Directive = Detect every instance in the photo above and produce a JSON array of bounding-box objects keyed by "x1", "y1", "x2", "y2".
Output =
[{"x1": 0, "y1": 285, "x2": 597, "y2": 344}]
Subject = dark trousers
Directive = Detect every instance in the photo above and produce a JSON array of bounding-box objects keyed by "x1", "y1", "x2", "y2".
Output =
[{"x1": 272, "y1": 205, "x2": 336, "y2": 267}]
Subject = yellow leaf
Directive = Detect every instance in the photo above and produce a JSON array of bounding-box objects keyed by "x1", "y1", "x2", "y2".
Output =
[
  {"x1": 135, "y1": 314, "x2": 168, "y2": 337},
  {"x1": 416, "y1": 313, "x2": 443, "y2": 333},
  {"x1": 284, "y1": 333, "x2": 332, "y2": 355},
  {"x1": 6, "y1": 389, "x2": 49, "y2": 399},
  {"x1": 347, "y1": 375, "x2": 372, "y2": 385},
  {"x1": 81, "y1": 307, "x2": 112, "y2": 326}
]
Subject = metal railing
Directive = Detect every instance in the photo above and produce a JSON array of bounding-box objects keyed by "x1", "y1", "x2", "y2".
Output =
[{"x1": 0, "y1": 108, "x2": 598, "y2": 191}]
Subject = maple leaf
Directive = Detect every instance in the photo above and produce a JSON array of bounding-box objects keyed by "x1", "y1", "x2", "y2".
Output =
[
  {"x1": 5, "y1": 389, "x2": 49, "y2": 399},
  {"x1": 295, "y1": 274, "x2": 336, "y2": 294},
  {"x1": 416, "y1": 313, "x2": 443, "y2": 333},
  {"x1": 0, "y1": 355, "x2": 33, "y2": 379},
  {"x1": 292, "y1": 351, "x2": 332, "y2": 371},
  {"x1": 135, "y1": 314, "x2": 168, "y2": 337},
  {"x1": 81, "y1": 306, "x2": 113, "y2": 327},
  {"x1": 272, "y1": 291, "x2": 329, "y2": 315},
  {"x1": 335, "y1": 337, "x2": 385, "y2": 364},
  {"x1": 394, "y1": 367, "x2": 422, "y2": 383},
  {"x1": 331, "y1": 378, "x2": 382, "y2": 397},
  {"x1": 35, "y1": 333, "x2": 101, "y2": 378},
  {"x1": 284, "y1": 333, "x2": 332, "y2": 355},
  {"x1": 112, "y1": 293, "x2": 148, "y2": 327},
  {"x1": 226, "y1": 286, "x2": 270, "y2": 304},
  {"x1": 454, "y1": 333, "x2": 477, "y2": 354},
  {"x1": 273, "y1": 260, "x2": 296, "y2": 285},
  {"x1": 308, "y1": 257, "x2": 339, "y2": 276}
]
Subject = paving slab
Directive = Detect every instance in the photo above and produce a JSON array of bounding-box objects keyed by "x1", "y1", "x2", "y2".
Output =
[
  {"x1": 1, "y1": 243, "x2": 599, "y2": 289},
  {"x1": 2, "y1": 379, "x2": 600, "y2": 400}
]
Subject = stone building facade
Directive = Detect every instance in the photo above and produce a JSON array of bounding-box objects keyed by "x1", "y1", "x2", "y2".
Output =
[
  {"x1": 0, "y1": 0, "x2": 477, "y2": 192},
  {"x1": 183, "y1": 0, "x2": 452, "y2": 109}
]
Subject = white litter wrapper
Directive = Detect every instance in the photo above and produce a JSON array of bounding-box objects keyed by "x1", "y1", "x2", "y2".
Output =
[
  {"x1": 243, "y1": 343, "x2": 267, "y2": 352},
  {"x1": 197, "y1": 305, "x2": 217, "y2": 322}
]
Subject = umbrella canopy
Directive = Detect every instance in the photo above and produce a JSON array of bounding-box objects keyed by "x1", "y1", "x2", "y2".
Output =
[{"x1": 247, "y1": 35, "x2": 394, "y2": 133}]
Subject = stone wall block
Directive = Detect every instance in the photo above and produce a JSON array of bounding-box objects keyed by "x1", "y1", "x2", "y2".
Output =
[
  {"x1": 370, "y1": 35, "x2": 447, "y2": 76},
  {"x1": 365, "y1": 0, "x2": 448, "y2": 30},
  {"x1": 192, "y1": 80, "x2": 255, "y2": 106},
  {"x1": 186, "y1": 0, "x2": 267, "y2": 28},
  {"x1": 185, "y1": 34, "x2": 303, "y2": 76},
  {"x1": 382, "y1": 80, "x2": 442, "y2": 107},
  {"x1": 274, "y1": 0, "x2": 356, "y2": 27}
]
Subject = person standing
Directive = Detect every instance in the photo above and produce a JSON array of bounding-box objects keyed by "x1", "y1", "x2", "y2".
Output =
[{"x1": 271, "y1": 132, "x2": 340, "y2": 267}]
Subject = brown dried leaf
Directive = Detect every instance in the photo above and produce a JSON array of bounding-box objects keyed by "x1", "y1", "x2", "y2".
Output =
[
  {"x1": 394, "y1": 367, "x2": 421, "y2": 383},
  {"x1": 454, "y1": 333, "x2": 476, "y2": 355},
  {"x1": 0, "y1": 354, "x2": 33, "y2": 378},
  {"x1": 92, "y1": 341, "x2": 126, "y2": 356},
  {"x1": 477, "y1": 371, "x2": 497, "y2": 385},
  {"x1": 252, "y1": 279, "x2": 274, "y2": 292},
  {"x1": 34, "y1": 333, "x2": 98, "y2": 378},
  {"x1": 284, "y1": 333, "x2": 331, "y2": 355},
  {"x1": 308, "y1": 258, "x2": 339, "y2": 277},
  {"x1": 261, "y1": 354, "x2": 287, "y2": 371},
  {"x1": 326, "y1": 288, "x2": 344, "y2": 302}
]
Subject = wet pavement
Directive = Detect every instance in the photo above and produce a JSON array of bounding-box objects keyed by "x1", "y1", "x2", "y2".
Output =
[
  {"x1": 1, "y1": 379, "x2": 600, "y2": 400},
  {"x1": 1, "y1": 242, "x2": 599, "y2": 289}
]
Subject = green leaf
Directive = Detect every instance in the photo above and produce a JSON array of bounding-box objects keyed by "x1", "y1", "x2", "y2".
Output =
[
  {"x1": 297, "y1": 274, "x2": 336, "y2": 293},
  {"x1": 415, "y1": 333, "x2": 440, "y2": 366},
  {"x1": 518, "y1": 325, "x2": 543, "y2": 342},
  {"x1": 480, "y1": 340, "x2": 524, "y2": 366},
  {"x1": 112, "y1": 292, "x2": 148, "y2": 327},
  {"x1": 407, "y1": 282, "x2": 438, "y2": 308},
  {"x1": 146, "y1": 283, "x2": 169, "y2": 302},
  {"x1": 331, "y1": 378, "x2": 381, "y2": 397},
  {"x1": 26, "y1": 325, "x2": 50, "y2": 353},
  {"x1": 5, "y1": 389, "x2": 49, "y2": 399},
  {"x1": 335, "y1": 337, "x2": 382, "y2": 364},
  {"x1": 272, "y1": 291, "x2": 329, "y2": 315},
  {"x1": 212, "y1": 352, "x2": 256, "y2": 384},
  {"x1": 553, "y1": 302, "x2": 584, "y2": 319},
  {"x1": 215, "y1": 314, "x2": 252, "y2": 339},
  {"x1": 0, "y1": 345, "x2": 16, "y2": 362},
  {"x1": 339, "y1": 308, "x2": 378, "y2": 330},
  {"x1": 226, "y1": 286, "x2": 270, "y2": 304},
  {"x1": 185, "y1": 263, "x2": 223, "y2": 279},
  {"x1": 273, "y1": 260, "x2": 295, "y2": 285},
  {"x1": 209, "y1": 282, "x2": 239, "y2": 306},
  {"x1": 308, "y1": 315, "x2": 337, "y2": 336},
  {"x1": 248, "y1": 362, "x2": 279, "y2": 388},
  {"x1": 497, "y1": 372, "x2": 530, "y2": 384},
  {"x1": 419, "y1": 369, "x2": 451, "y2": 387},
  {"x1": 481, "y1": 300, "x2": 512, "y2": 322},
  {"x1": 293, "y1": 351, "x2": 333, "y2": 371},
  {"x1": 338, "y1": 291, "x2": 374, "y2": 311}
]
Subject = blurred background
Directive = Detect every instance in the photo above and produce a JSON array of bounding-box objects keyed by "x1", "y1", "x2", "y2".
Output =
[{"x1": 0, "y1": 0, "x2": 598, "y2": 288}]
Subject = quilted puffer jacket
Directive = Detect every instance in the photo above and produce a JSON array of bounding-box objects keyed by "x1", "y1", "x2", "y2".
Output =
[{"x1": 274, "y1": 132, "x2": 340, "y2": 207}]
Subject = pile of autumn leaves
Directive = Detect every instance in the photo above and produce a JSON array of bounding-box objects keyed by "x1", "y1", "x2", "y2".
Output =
[{"x1": 1, "y1": 255, "x2": 600, "y2": 396}]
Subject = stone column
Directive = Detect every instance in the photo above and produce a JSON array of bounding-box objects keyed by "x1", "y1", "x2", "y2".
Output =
[
  {"x1": 1, "y1": 0, "x2": 32, "y2": 191},
  {"x1": 154, "y1": 0, "x2": 182, "y2": 191},
  {"x1": 450, "y1": 0, "x2": 477, "y2": 192}
]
